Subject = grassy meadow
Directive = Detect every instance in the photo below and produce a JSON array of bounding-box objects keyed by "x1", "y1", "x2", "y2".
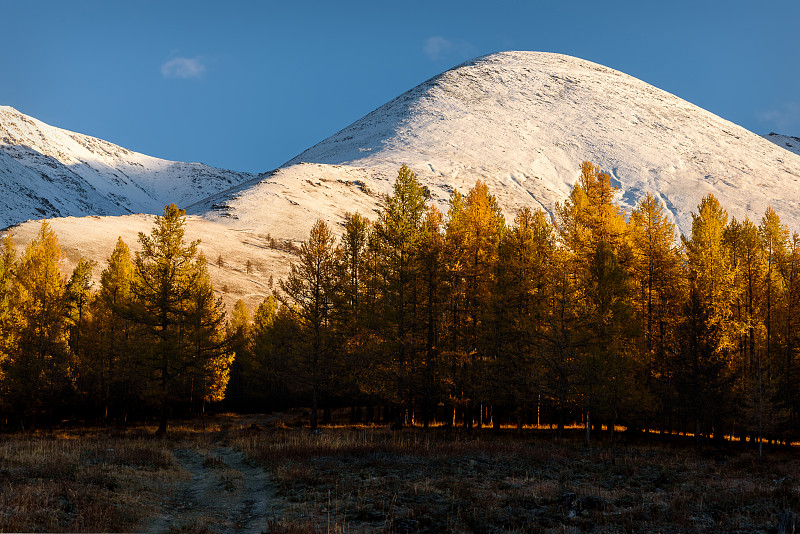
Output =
[{"x1": 0, "y1": 413, "x2": 797, "y2": 533}]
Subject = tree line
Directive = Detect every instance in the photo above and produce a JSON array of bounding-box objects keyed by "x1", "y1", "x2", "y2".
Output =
[
  {"x1": 1, "y1": 163, "x2": 798, "y2": 447},
  {"x1": 228, "y1": 162, "x2": 800, "y2": 448},
  {"x1": 0, "y1": 204, "x2": 231, "y2": 433}
]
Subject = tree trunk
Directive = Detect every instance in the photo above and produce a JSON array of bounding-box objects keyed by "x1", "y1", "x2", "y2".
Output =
[
  {"x1": 585, "y1": 410, "x2": 591, "y2": 447},
  {"x1": 310, "y1": 384, "x2": 318, "y2": 431},
  {"x1": 156, "y1": 367, "x2": 169, "y2": 436}
]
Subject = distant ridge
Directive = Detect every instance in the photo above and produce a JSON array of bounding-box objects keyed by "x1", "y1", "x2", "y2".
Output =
[
  {"x1": 765, "y1": 132, "x2": 800, "y2": 158},
  {"x1": 0, "y1": 106, "x2": 252, "y2": 228}
]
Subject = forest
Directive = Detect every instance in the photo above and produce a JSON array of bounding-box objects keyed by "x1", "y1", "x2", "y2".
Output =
[{"x1": 1, "y1": 162, "x2": 798, "y2": 449}]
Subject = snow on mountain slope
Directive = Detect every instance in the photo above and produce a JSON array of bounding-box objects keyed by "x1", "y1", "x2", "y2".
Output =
[
  {"x1": 0, "y1": 106, "x2": 252, "y2": 228},
  {"x1": 765, "y1": 133, "x2": 800, "y2": 158},
  {"x1": 234, "y1": 51, "x2": 800, "y2": 238},
  {"x1": 11, "y1": 51, "x2": 800, "y2": 313},
  {"x1": 189, "y1": 163, "x2": 387, "y2": 240},
  {"x1": 9, "y1": 214, "x2": 293, "y2": 313}
]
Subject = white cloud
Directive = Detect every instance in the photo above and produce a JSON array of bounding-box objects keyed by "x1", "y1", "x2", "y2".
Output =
[
  {"x1": 161, "y1": 57, "x2": 206, "y2": 79},
  {"x1": 424, "y1": 36, "x2": 479, "y2": 62},
  {"x1": 424, "y1": 36, "x2": 453, "y2": 61},
  {"x1": 757, "y1": 102, "x2": 800, "y2": 133}
]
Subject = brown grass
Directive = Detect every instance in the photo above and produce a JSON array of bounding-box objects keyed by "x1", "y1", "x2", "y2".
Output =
[
  {"x1": 235, "y1": 425, "x2": 800, "y2": 533},
  {"x1": 0, "y1": 428, "x2": 181, "y2": 532},
  {"x1": 1, "y1": 416, "x2": 797, "y2": 533}
]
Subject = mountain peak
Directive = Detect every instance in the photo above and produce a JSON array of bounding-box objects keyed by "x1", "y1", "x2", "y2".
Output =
[{"x1": 279, "y1": 50, "x2": 800, "y2": 236}]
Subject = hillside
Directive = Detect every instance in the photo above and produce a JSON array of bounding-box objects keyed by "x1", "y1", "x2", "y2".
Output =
[
  {"x1": 197, "y1": 52, "x2": 800, "y2": 240},
  {"x1": 9, "y1": 215, "x2": 293, "y2": 313},
  {"x1": 0, "y1": 106, "x2": 252, "y2": 228}
]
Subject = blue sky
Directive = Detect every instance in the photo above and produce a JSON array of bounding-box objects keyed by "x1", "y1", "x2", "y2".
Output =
[{"x1": 2, "y1": 1, "x2": 798, "y2": 173}]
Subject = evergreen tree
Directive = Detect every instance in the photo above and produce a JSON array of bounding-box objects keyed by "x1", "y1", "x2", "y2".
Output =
[
  {"x1": 132, "y1": 204, "x2": 230, "y2": 434},
  {"x1": 372, "y1": 164, "x2": 427, "y2": 428}
]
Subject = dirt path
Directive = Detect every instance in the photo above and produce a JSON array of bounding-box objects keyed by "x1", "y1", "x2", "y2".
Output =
[{"x1": 146, "y1": 445, "x2": 279, "y2": 533}]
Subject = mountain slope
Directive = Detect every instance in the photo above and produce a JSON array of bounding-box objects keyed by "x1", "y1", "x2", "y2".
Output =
[
  {"x1": 11, "y1": 51, "x2": 800, "y2": 313},
  {"x1": 224, "y1": 51, "x2": 799, "y2": 238},
  {"x1": 765, "y1": 133, "x2": 800, "y2": 158},
  {"x1": 0, "y1": 106, "x2": 252, "y2": 227}
]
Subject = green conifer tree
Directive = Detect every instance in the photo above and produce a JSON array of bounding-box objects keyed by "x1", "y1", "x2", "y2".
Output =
[
  {"x1": 131, "y1": 204, "x2": 230, "y2": 434},
  {"x1": 372, "y1": 164, "x2": 427, "y2": 429}
]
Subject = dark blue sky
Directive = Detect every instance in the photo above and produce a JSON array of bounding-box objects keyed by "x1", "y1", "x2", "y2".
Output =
[{"x1": 2, "y1": 1, "x2": 798, "y2": 173}]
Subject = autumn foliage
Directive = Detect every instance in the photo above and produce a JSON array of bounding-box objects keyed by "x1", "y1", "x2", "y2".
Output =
[
  {"x1": 0, "y1": 204, "x2": 232, "y2": 431},
  {"x1": 233, "y1": 163, "x2": 800, "y2": 447},
  {"x1": 2, "y1": 165, "x2": 799, "y2": 448}
]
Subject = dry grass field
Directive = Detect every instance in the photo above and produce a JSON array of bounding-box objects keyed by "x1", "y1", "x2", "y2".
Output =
[{"x1": 0, "y1": 414, "x2": 797, "y2": 533}]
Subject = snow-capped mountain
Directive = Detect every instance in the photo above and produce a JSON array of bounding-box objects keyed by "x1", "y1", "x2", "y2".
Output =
[
  {"x1": 0, "y1": 106, "x2": 252, "y2": 228},
  {"x1": 10, "y1": 51, "x2": 800, "y2": 311},
  {"x1": 195, "y1": 51, "x2": 800, "y2": 239}
]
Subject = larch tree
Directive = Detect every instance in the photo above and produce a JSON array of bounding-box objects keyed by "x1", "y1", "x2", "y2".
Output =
[
  {"x1": 556, "y1": 161, "x2": 634, "y2": 444},
  {"x1": 248, "y1": 294, "x2": 296, "y2": 410},
  {"x1": 680, "y1": 194, "x2": 737, "y2": 445},
  {"x1": 629, "y1": 192, "x2": 685, "y2": 431},
  {"x1": 752, "y1": 208, "x2": 792, "y2": 447},
  {"x1": 372, "y1": 164, "x2": 427, "y2": 429},
  {"x1": 445, "y1": 180, "x2": 505, "y2": 428},
  {"x1": 131, "y1": 204, "x2": 230, "y2": 435},
  {"x1": 66, "y1": 257, "x2": 96, "y2": 401},
  {"x1": 537, "y1": 244, "x2": 582, "y2": 438},
  {"x1": 759, "y1": 208, "x2": 789, "y2": 393},
  {"x1": 417, "y1": 205, "x2": 448, "y2": 427},
  {"x1": 183, "y1": 255, "x2": 232, "y2": 413},
  {"x1": 334, "y1": 212, "x2": 375, "y2": 422},
  {"x1": 4, "y1": 221, "x2": 72, "y2": 425},
  {"x1": 225, "y1": 299, "x2": 251, "y2": 411},
  {"x1": 278, "y1": 218, "x2": 338, "y2": 430},
  {"x1": 723, "y1": 218, "x2": 764, "y2": 442},
  {"x1": 91, "y1": 237, "x2": 139, "y2": 423},
  {"x1": 493, "y1": 207, "x2": 555, "y2": 430},
  {"x1": 0, "y1": 233, "x2": 18, "y2": 385},
  {"x1": 778, "y1": 233, "x2": 800, "y2": 432}
]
